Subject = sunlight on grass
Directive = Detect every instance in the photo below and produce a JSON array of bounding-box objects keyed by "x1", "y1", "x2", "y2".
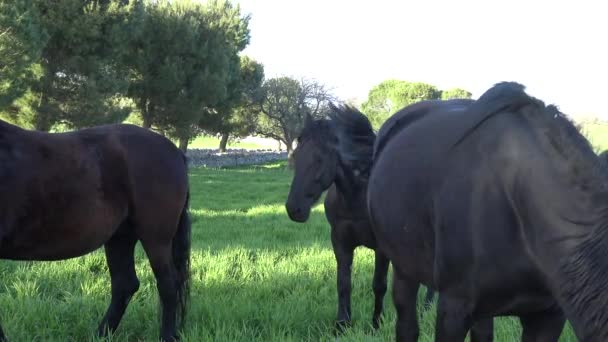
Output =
[{"x1": 0, "y1": 149, "x2": 595, "y2": 340}]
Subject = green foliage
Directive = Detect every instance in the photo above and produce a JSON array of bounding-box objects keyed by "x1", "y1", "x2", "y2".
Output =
[
  {"x1": 126, "y1": 0, "x2": 251, "y2": 150},
  {"x1": 0, "y1": 162, "x2": 579, "y2": 341},
  {"x1": 1, "y1": 0, "x2": 134, "y2": 130},
  {"x1": 198, "y1": 55, "x2": 265, "y2": 144},
  {"x1": 0, "y1": 0, "x2": 46, "y2": 109},
  {"x1": 441, "y1": 87, "x2": 472, "y2": 100},
  {"x1": 361, "y1": 80, "x2": 441, "y2": 129},
  {"x1": 256, "y1": 77, "x2": 334, "y2": 152}
]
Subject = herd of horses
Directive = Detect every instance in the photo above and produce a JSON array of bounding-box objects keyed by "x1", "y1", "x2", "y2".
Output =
[
  {"x1": 287, "y1": 82, "x2": 608, "y2": 341},
  {"x1": 0, "y1": 81, "x2": 607, "y2": 341}
]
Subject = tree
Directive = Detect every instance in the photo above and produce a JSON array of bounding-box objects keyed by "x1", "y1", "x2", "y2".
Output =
[
  {"x1": 0, "y1": 0, "x2": 46, "y2": 111},
  {"x1": 1, "y1": 0, "x2": 135, "y2": 131},
  {"x1": 127, "y1": 0, "x2": 251, "y2": 151},
  {"x1": 255, "y1": 77, "x2": 335, "y2": 153},
  {"x1": 361, "y1": 80, "x2": 441, "y2": 129},
  {"x1": 198, "y1": 55, "x2": 265, "y2": 152},
  {"x1": 441, "y1": 87, "x2": 472, "y2": 100}
]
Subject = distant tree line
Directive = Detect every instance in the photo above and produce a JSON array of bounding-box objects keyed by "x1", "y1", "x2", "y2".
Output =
[{"x1": 0, "y1": 0, "x2": 472, "y2": 152}]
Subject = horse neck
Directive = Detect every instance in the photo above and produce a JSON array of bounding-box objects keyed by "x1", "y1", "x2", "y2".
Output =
[
  {"x1": 333, "y1": 159, "x2": 366, "y2": 202},
  {"x1": 551, "y1": 217, "x2": 608, "y2": 340},
  {"x1": 520, "y1": 184, "x2": 608, "y2": 339}
]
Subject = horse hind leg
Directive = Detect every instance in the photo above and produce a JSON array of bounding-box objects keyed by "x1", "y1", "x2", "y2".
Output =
[
  {"x1": 519, "y1": 306, "x2": 566, "y2": 342},
  {"x1": 393, "y1": 272, "x2": 421, "y2": 342},
  {"x1": 97, "y1": 223, "x2": 140, "y2": 337},
  {"x1": 141, "y1": 238, "x2": 180, "y2": 342}
]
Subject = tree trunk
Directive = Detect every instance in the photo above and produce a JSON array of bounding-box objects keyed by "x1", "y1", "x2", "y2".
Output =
[
  {"x1": 141, "y1": 98, "x2": 152, "y2": 129},
  {"x1": 277, "y1": 140, "x2": 283, "y2": 151},
  {"x1": 285, "y1": 140, "x2": 293, "y2": 153},
  {"x1": 178, "y1": 136, "x2": 189, "y2": 153},
  {"x1": 35, "y1": 74, "x2": 54, "y2": 131},
  {"x1": 219, "y1": 133, "x2": 229, "y2": 152}
]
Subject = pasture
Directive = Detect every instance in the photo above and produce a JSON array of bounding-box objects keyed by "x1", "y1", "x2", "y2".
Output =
[{"x1": 0, "y1": 121, "x2": 606, "y2": 341}]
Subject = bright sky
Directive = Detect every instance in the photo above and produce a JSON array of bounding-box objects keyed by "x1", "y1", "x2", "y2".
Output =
[{"x1": 233, "y1": 0, "x2": 607, "y2": 119}]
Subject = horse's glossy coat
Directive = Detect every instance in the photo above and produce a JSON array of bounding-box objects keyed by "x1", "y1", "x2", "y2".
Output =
[
  {"x1": 336, "y1": 82, "x2": 608, "y2": 341},
  {"x1": 0, "y1": 121, "x2": 191, "y2": 341}
]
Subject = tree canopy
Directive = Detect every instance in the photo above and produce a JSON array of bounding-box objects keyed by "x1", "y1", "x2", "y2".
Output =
[
  {"x1": 361, "y1": 80, "x2": 472, "y2": 129},
  {"x1": 255, "y1": 77, "x2": 334, "y2": 153},
  {"x1": 0, "y1": 0, "x2": 254, "y2": 152}
]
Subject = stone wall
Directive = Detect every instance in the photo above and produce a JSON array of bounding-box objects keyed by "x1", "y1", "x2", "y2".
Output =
[{"x1": 186, "y1": 148, "x2": 288, "y2": 168}]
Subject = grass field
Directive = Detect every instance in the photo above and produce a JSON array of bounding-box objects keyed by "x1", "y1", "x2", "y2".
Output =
[
  {"x1": 0, "y1": 160, "x2": 582, "y2": 342},
  {"x1": 0, "y1": 123, "x2": 606, "y2": 341},
  {"x1": 187, "y1": 135, "x2": 279, "y2": 150}
]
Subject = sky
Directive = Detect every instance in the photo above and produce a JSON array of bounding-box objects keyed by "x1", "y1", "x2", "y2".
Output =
[{"x1": 231, "y1": 0, "x2": 607, "y2": 119}]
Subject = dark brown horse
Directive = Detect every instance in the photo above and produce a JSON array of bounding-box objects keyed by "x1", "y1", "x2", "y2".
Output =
[
  {"x1": 0, "y1": 120, "x2": 191, "y2": 341},
  {"x1": 336, "y1": 82, "x2": 608, "y2": 341},
  {"x1": 285, "y1": 111, "x2": 434, "y2": 331}
]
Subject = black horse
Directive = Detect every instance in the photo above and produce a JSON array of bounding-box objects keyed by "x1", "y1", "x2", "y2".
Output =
[
  {"x1": 285, "y1": 109, "x2": 436, "y2": 331},
  {"x1": 598, "y1": 149, "x2": 608, "y2": 166},
  {"x1": 0, "y1": 120, "x2": 191, "y2": 341},
  {"x1": 336, "y1": 81, "x2": 608, "y2": 341}
]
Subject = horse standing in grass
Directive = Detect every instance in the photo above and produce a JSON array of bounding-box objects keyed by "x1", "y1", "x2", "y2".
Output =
[
  {"x1": 336, "y1": 82, "x2": 608, "y2": 341},
  {"x1": 0, "y1": 120, "x2": 191, "y2": 341},
  {"x1": 285, "y1": 111, "x2": 435, "y2": 330}
]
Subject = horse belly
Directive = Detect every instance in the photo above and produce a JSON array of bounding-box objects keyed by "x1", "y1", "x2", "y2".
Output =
[{"x1": 0, "y1": 204, "x2": 125, "y2": 261}]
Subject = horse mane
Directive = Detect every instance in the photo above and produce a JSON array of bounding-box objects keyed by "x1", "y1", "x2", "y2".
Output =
[{"x1": 328, "y1": 103, "x2": 377, "y2": 178}]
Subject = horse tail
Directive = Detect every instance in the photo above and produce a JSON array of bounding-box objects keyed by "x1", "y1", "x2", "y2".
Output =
[
  {"x1": 450, "y1": 81, "x2": 544, "y2": 149},
  {"x1": 173, "y1": 153, "x2": 191, "y2": 328}
]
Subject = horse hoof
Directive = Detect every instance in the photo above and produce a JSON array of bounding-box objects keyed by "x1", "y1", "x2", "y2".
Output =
[
  {"x1": 372, "y1": 317, "x2": 382, "y2": 330},
  {"x1": 334, "y1": 319, "x2": 352, "y2": 334}
]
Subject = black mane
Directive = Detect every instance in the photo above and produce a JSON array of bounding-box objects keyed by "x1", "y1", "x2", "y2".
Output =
[{"x1": 328, "y1": 103, "x2": 377, "y2": 177}]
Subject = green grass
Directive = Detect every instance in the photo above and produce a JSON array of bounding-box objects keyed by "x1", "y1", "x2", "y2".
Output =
[
  {"x1": 0, "y1": 160, "x2": 583, "y2": 341},
  {"x1": 1, "y1": 121, "x2": 606, "y2": 341}
]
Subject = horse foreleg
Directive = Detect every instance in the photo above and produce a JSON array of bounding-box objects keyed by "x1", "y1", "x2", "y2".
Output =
[
  {"x1": 520, "y1": 305, "x2": 565, "y2": 342},
  {"x1": 470, "y1": 317, "x2": 494, "y2": 342},
  {"x1": 371, "y1": 249, "x2": 389, "y2": 329},
  {"x1": 423, "y1": 286, "x2": 435, "y2": 310},
  {"x1": 331, "y1": 235, "x2": 354, "y2": 332},
  {"x1": 97, "y1": 227, "x2": 140, "y2": 337},
  {"x1": 393, "y1": 272, "x2": 420, "y2": 342},
  {"x1": 435, "y1": 295, "x2": 473, "y2": 342}
]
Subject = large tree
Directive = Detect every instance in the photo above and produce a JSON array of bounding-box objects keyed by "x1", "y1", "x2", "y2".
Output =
[
  {"x1": 127, "y1": 0, "x2": 250, "y2": 151},
  {"x1": 255, "y1": 77, "x2": 334, "y2": 153},
  {"x1": 361, "y1": 80, "x2": 441, "y2": 129},
  {"x1": 0, "y1": 0, "x2": 46, "y2": 111},
  {"x1": 1, "y1": 0, "x2": 134, "y2": 131},
  {"x1": 198, "y1": 55, "x2": 264, "y2": 152}
]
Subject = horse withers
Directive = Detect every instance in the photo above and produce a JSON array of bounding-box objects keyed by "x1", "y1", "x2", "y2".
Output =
[
  {"x1": 285, "y1": 109, "x2": 434, "y2": 331},
  {"x1": 0, "y1": 120, "x2": 191, "y2": 341}
]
